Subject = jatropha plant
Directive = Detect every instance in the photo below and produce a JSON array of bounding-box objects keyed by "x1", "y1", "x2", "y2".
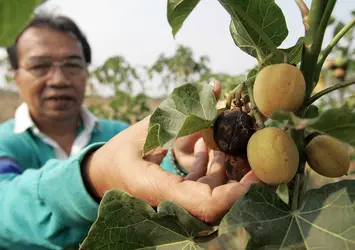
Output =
[{"x1": 80, "y1": 0, "x2": 355, "y2": 249}]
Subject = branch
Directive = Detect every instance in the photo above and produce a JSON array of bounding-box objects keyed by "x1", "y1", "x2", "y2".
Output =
[
  {"x1": 301, "y1": 0, "x2": 335, "y2": 99},
  {"x1": 295, "y1": 0, "x2": 310, "y2": 31},
  {"x1": 315, "y1": 17, "x2": 355, "y2": 77},
  {"x1": 307, "y1": 77, "x2": 355, "y2": 105}
]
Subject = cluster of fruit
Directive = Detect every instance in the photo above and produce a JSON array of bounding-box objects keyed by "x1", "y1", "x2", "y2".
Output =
[{"x1": 203, "y1": 64, "x2": 350, "y2": 185}]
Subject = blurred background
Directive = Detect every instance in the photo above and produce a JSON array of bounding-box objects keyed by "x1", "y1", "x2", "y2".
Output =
[{"x1": 0, "y1": 0, "x2": 354, "y2": 125}]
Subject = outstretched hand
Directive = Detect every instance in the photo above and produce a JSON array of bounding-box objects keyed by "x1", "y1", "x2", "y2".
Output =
[{"x1": 83, "y1": 106, "x2": 261, "y2": 225}]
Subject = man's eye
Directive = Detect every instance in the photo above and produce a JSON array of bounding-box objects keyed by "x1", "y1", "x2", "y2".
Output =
[
  {"x1": 64, "y1": 63, "x2": 83, "y2": 68},
  {"x1": 31, "y1": 64, "x2": 51, "y2": 70}
]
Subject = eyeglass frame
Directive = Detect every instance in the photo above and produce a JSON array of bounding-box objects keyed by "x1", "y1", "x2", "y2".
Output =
[{"x1": 17, "y1": 57, "x2": 87, "y2": 79}]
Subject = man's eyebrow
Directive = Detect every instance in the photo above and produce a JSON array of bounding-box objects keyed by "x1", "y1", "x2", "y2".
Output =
[{"x1": 28, "y1": 55, "x2": 84, "y2": 62}]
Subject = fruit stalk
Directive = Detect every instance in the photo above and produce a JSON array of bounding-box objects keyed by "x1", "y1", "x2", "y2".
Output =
[
  {"x1": 226, "y1": 82, "x2": 244, "y2": 109},
  {"x1": 246, "y1": 77, "x2": 265, "y2": 129}
]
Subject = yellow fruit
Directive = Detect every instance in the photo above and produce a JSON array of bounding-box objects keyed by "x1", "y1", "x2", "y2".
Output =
[
  {"x1": 253, "y1": 64, "x2": 306, "y2": 117},
  {"x1": 333, "y1": 68, "x2": 345, "y2": 79},
  {"x1": 306, "y1": 135, "x2": 350, "y2": 177},
  {"x1": 201, "y1": 128, "x2": 219, "y2": 150},
  {"x1": 247, "y1": 127, "x2": 299, "y2": 185}
]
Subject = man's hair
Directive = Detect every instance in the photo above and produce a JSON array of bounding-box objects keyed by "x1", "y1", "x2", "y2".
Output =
[{"x1": 6, "y1": 13, "x2": 91, "y2": 69}]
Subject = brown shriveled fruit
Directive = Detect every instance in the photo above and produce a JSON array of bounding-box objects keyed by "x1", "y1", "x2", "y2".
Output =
[
  {"x1": 306, "y1": 135, "x2": 350, "y2": 178},
  {"x1": 225, "y1": 154, "x2": 251, "y2": 181},
  {"x1": 201, "y1": 128, "x2": 219, "y2": 150},
  {"x1": 247, "y1": 127, "x2": 299, "y2": 185},
  {"x1": 213, "y1": 109, "x2": 254, "y2": 156},
  {"x1": 253, "y1": 63, "x2": 306, "y2": 117}
]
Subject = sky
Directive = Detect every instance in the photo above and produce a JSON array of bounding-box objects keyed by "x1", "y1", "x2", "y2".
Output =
[{"x1": 1, "y1": 0, "x2": 355, "y2": 96}]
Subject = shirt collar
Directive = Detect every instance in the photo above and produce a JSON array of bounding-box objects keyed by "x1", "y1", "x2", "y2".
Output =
[{"x1": 13, "y1": 103, "x2": 100, "y2": 134}]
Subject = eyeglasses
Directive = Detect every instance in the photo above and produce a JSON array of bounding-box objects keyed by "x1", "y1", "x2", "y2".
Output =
[{"x1": 21, "y1": 58, "x2": 87, "y2": 78}]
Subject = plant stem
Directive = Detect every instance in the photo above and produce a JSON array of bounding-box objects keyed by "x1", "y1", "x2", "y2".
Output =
[
  {"x1": 289, "y1": 0, "x2": 331, "y2": 205},
  {"x1": 307, "y1": 77, "x2": 355, "y2": 105},
  {"x1": 226, "y1": 82, "x2": 244, "y2": 109},
  {"x1": 295, "y1": 0, "x2": 310, "y2": 31},
  {"x1": 259, "y1": 52, "x2": 275, "y2": 69},
  {"x1": 301, "y1": 0, "x2": 331, "y2": 99},
  {"x1": 291, "y1": 174, "x2": 301, "y2": 211},
  {"x1": 245, "y1": 77, "x2": 265, "y2": 129},
  {"x1": 315, "y1": 17, "x2": 355, "y2": 78}
]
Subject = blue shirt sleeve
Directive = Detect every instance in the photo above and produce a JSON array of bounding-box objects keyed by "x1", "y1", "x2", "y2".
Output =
[
  {"x1": 0, "y1": 143, "x2": 104, "y2": 249},
  {"x1": 0, "y1": 157, "x2": 22, "y2": 174}
]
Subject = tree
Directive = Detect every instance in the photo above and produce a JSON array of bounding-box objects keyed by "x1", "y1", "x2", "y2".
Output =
[
  {"x1": 148, "y1": 45, "x2": 211, "y2": 95},
  {"x1": 88, "y1": 56, "x2": 151, "y2": 124}
]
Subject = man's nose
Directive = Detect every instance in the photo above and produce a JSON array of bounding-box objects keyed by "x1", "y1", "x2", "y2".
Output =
[{"x1": 46, "y1": 66, "x2": 71, "y2": 87}]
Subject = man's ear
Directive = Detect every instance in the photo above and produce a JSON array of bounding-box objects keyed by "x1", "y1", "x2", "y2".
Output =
[{"x1": 14, "y1": 69, "x2": 20, "y2": 87}]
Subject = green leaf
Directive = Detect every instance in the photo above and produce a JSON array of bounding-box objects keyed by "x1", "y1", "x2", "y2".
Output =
[
  {"x1": 80, "y1": 189, "x2": 214, "y2": 249},
  {"x1": 0, "y1": 0, "x2": 43, "y2": 47},
  {"x1": 143, "y1": 82, "x2": 217, "y2": 154},
  {"x1": 222, "y1": 0, "x2": 288, "y2": 61},
  {"x1": 218, "y1": 181, "x2": 355, "y2": 249},
  {"x1": 167, "y1": 0, "x2": 200, "y2": 38},
  {"x1": 307, "y1": 106, "x2": 355, "y2": 147},
  {"x1": 303, "y1": 105, "x2": 319, "y2": 119},
  {"x1": 276, "y1": 183, "x2": 289, "y2": 205},
  {"x1": 279, "y1": 37, "x2": 304, "y2": 65},
  {"x1": 270, "y1": 105, "x2": 355, "y2": 147}
]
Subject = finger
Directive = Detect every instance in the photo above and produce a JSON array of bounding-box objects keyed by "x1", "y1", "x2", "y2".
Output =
[
  {"x1": 210, "y1": 80, "x2": 221, "y2": 100},
  {"x1": 184, "y1": 138, "x2": 209, "y2": 181},
  {"x1": 204, "y1": 175, "x2": 261, "y2": 224},
  {"x1": 143, "y1": 148, "x2": 169, "y2": 164},
  {"x1": 239, "y1": 170, "x2": 263, "y2": 187},
  {"x1": 173, "y1": 132, "x2": 202, "y2": 154},
  {"x1": 198, "y1": 151, "x2": 227, "y2": 188}
]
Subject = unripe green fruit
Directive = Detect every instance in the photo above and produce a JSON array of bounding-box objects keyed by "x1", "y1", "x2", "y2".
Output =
[
  {"x1": 335, "y1": 55, "x2": 345, "y2": 67},
  {"x1": 253, "y1": 64, "x2": 306, "y2": 117},
  {"x1": 247, "y1": 127, "x2": 299, "y2": 185},
  {"x1": 306, "y1": 135, "x2": 350, "y2": 178}
]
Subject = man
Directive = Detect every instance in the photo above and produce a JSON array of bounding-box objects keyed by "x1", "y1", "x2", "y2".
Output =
[{"x1": 0, "y1": 13, "x2": 260, "y2": 249}]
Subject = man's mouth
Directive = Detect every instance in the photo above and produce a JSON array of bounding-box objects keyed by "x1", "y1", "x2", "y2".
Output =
[{"x1": 45, "y1": 95, "x2": 75, "y2": 101}]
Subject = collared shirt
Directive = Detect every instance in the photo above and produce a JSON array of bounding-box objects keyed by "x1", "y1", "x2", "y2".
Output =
[{"x1": 13, "y1": 103, "x2": 100, "y2": 160}]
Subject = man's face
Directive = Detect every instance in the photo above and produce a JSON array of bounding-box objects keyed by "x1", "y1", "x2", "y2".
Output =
[{"x1": 15, "y1": 27, "x2": 88, "y2": 122}]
